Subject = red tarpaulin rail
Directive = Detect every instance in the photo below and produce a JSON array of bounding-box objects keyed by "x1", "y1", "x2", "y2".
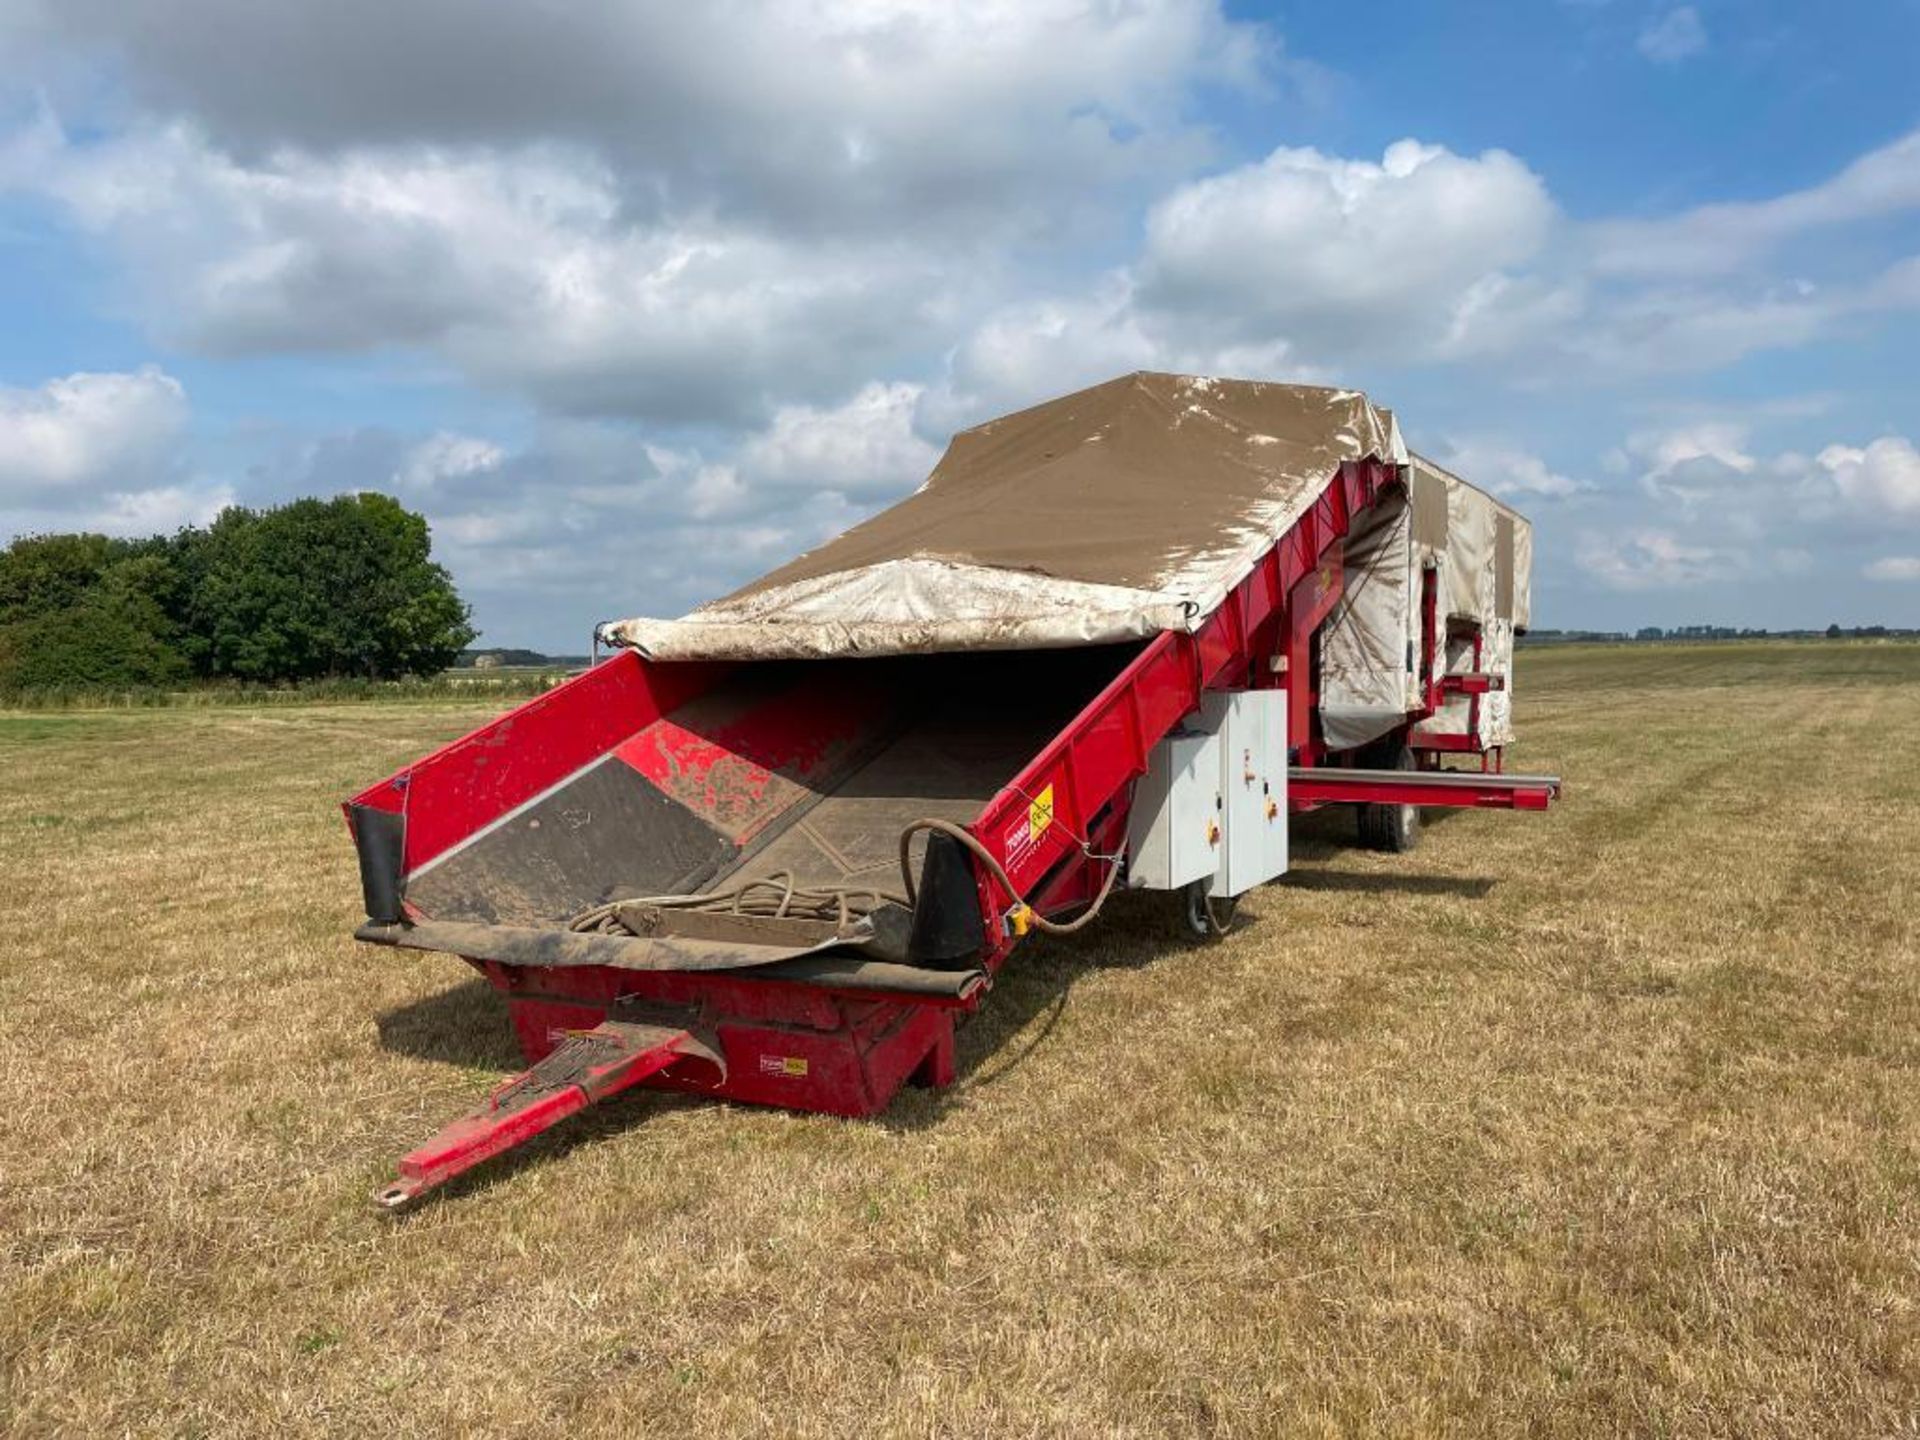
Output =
[{"x1": 1288, "y1": 767, "x2": 1561, "y2": 811}]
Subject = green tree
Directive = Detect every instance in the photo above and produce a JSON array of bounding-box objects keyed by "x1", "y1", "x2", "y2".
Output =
[
  {"x1": 0, "y1": 547, "x2": 189, "y2": 690},
  {"x1": 192, "y1": 493, "x2": 474, "y2": 681},
  {"x1": 0, "y1": 493, "x2": 472, "y2": 691}
]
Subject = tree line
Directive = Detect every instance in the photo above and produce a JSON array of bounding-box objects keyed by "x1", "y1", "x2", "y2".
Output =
[{"x1": 0, "y1": 493, "x2": 476, "y2": 692}]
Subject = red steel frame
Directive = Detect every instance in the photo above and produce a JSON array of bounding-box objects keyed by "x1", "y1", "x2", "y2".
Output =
[{"x1": 347, "y1": 457, "x2": 1553, "y2": 1201}]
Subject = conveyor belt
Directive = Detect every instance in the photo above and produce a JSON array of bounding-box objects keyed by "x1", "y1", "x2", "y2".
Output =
[{"x1": 717, "y1": 705, "x2": 1063, "y2": 897}]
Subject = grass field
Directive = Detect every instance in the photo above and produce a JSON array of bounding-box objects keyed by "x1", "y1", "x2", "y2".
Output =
[{"x1": 2, "y1": 642, "x2": 1917, "y2": 1436}]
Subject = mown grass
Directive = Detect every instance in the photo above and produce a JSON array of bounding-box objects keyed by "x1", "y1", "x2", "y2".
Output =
[
  {"x1": 0, "y1": 669, "x2": 569, "y2": 712},
  {"x1": 0, "y1": 641, "x2": 1916, "y2": 1436}
]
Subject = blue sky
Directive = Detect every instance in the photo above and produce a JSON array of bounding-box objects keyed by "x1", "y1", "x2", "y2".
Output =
[{"x1": 1, "y1": 1, "x2": 1916, "y2": 647}]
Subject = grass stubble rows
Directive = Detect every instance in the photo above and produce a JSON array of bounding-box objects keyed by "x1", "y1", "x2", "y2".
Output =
[{"x1": 0, "y1": 643, "x2": 1916, "y2": 1435}]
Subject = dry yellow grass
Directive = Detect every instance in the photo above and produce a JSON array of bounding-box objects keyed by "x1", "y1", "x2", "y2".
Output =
[{"x1": 2, "y1": 642, "x2": 1918, "y2": 1437}]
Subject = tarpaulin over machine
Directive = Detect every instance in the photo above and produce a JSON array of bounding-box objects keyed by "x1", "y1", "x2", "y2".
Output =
[
  {"x1": 1316, "y1": 454, "x2": 1534, "y2": 752},
  {"x1": 601, "y1": 372, "x2": 1407, "y2": 662}
]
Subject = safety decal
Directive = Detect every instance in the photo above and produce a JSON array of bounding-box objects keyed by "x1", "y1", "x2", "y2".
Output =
[
  {"x1": 758, "y1": 1054, "x2": 809, "y2": 1078},
  {"x1": 1028, "y1": 784, "x2": 1055, "y2": 842}
]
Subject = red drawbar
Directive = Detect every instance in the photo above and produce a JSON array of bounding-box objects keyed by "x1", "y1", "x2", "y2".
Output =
[{"x1": 375, "y1": 1018, "x2": 721, "y2": 1209}]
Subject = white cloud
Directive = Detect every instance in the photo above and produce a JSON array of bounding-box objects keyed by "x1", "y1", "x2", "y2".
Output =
[
  {"x1": 1816, "y1": 437, "x2": 1920, "y2": 519},
  {"x1": 1637, "y1": 7, "x2": 1707, "y2": 64},
  {"x1": 0, "y1": 366, "x2": 232, "y2": 541},
  {"x1": 1621, "y1": 422, "x2": 1760, "y2": 505},
  {"x1": 1612, "y1": 425, "x2": 1920, "y2": 528},
  {"x1": 954, "y1": 126, "x2": 1920, "y2": 393},
  {"x1": 395, "y1": 432, "x2": 505, "y2": 489},
  {"x1": 1631, "y1": 423, "x2": 1756, "y2": 480},
  {"x1": 5, "y1": 124, "x2": 948, "y2": 422},
  {"x1": 1567, "y1": 425, "x2": 1920, "y2": 605},
  {"x1": 91, "y1": 481, "x2": 236, "y2": 535},
  {"x1": 1137, "y1": 139, "x2": 1559, "y2": 358},
  {"x1": 638, "y1": 444, "x2": 752, "y2": 522},
  {"x1": 739, "y1": 382, "x2": 940, "y2": 496},
  {"x1": 937, "y1": 126, "x2": 1916, "y2": 396},
  {"x1": 0, "y1": 366, "x2": 187, "y2": 496},
  {"x1": 15, "y1": 0, "x2": 1265, "y2": 238},
  {"x1": 1577, "y1": 528, "x2": 1735, "y2": 589},
  {"x1": 1432, "y1": 440, "x2": 1586, "y2": 499},
  {"x1": 930, "y1": 281, "x2": 1163, "y2": 429},
  {"x1": 1864, "y1": 556, "x2": 1920, "y2": 582},
  {"x1": 1588, "y1": 128, "x2": 1920, "y2": 279}
]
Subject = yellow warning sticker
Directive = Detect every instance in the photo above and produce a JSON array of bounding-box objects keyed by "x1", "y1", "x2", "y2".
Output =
[{"x1": 1028, "y1": 784, "x2": 1055, "y2": 842}]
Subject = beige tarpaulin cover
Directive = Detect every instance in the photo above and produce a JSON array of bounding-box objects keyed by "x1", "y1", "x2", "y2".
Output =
[
  {"x1": 602, "y1": 372, "x2": 1408, "y2": 661},
  {"x1": 1412, "y1": 455, "x2": 1532, "y2": 748},
  {"x1": 1317, "y1": 453, "x2": 1534, "y2": 751}
]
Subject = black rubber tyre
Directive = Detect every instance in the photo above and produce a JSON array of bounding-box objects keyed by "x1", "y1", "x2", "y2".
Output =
[
  {"x1": 1180, "y1": 879, "x2": 1239, "y2": 939},
  {"x1": 1356, "y1": 742, "x2": 1422, "y2": 853}
]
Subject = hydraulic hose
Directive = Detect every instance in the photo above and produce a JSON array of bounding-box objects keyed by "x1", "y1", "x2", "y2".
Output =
[{"x1": 897, "y1": 817, "x2": 1122, "y2": 936}]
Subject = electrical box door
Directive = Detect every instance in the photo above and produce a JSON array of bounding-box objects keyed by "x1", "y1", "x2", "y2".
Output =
[
  {"x1": 1125, "y1": 727, "x2": 1223, "y2": 891},
  {"x1": 1215, "y1": 689, "x2": 1289, "y2": 896}
]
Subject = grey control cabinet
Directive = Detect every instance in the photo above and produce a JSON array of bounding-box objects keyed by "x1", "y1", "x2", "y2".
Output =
[
  {"x1": 1125, "y1": 724, "x2": 1223, "y2": 891},
  {"x1": 1126, "y1": 690, "x2": 1288, "y2": 897},
  {"x1": 1211, "y1": 688, "x2": 1289, "y2": 896}
]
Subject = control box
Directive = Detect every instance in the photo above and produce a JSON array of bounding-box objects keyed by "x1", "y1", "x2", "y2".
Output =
[
  {"x1": 1209, "y1": 689, "x2": 1289, "y2": 896},
  {"x1": 1125, "y1": 724, "x2": 1223, "y2": 892},
  {"x1": 1126, "y1": 690, "x2": 1288, "y2": 896}
]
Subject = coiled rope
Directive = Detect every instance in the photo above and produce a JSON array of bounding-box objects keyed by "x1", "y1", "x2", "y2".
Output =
[{"x1": 569, "y1": 870, "x2": 908, "y2": 935}]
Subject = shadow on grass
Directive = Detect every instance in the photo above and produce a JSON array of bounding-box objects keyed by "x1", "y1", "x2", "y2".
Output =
[
  {"x1": 375, "y1": 976, "x2": 523, "y2": 1071},
  {"x1": 880, "y1": 886, "x2": 1266, "y2": 1130},
  {"x1": 1280, "y1": 869, "x2": 1495, "y2": 899},
  {"x1": 380, "y1": 1082, "x2": 714, "y2": 1216}
]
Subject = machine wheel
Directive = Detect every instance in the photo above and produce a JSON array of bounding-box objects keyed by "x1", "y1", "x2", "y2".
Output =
[
  {"x1": 1357, "y1": 742, "x2": 1422, "y2": 853},
  {"x1": 1181, "y1": 879, "x2": 1239, "y2": 939}
]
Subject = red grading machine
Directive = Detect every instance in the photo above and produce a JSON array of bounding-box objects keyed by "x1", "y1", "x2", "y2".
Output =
[{"x1": 346, "y1": 381, "x2": 1559, "y2": 1207}]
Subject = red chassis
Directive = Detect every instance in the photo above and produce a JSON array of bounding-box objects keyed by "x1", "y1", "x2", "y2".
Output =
[{"x1": 347, "y1": 459, "x2": 1558, "y2": 1204}]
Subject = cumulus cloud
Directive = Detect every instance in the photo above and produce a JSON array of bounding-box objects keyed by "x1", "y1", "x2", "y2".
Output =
[
  {"x1": 1137, "y1": 139, "x2": 1560, "y2": 359},
  {"x1": 1863, "y1": 556, "x2": 1920, "y2": 581},
  {"x1": 12, "y1": 0, "x2": 1264, "y2": 239},
  {"x1": 3, "y1": 122, "x2": 948, "y2": 422},
  {"x1": 0, "y1": 365, "x2": 237, "y2": 539},
  {"x1": 394, "y1": 432, "x2": 506, "y2": 490},
  {"x1": 0, "y1": 366, "x2": 187, "y2": 496},
  {"x1": 1817, "y1": 437, "x2": 1920, "y2": 519},
  {"x1": 934, "y1": 126, "x2": 1920, "y2": 404},
  {"x1": 951, "y1": 123, "x2": 1920, "y2": 399},
  {"x1": 1637, "y1": 7, "x2": 1707, "y2": 64},
  {"x1": 1431, "y1": 440, "x2": 1586, "y2": 500},
  {"x1": 90, "y1": 481, "x2": 236, "y2": 535},
  {"x1": 1568, "y1": 425, "x2": 1920, "y2": 601},
  {"x1": 1577, "y1": 529, "x2": 1733, "y2": 589},
  {"x1": 1614, "y1": 424, "x2": 1920, "y2": 526},
  {"x1": 252, "y1": 414, "x2": 916, "y2": 644},
  {"x1": 738, "y1": 382, "x2": 940, "y2": 496}
]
